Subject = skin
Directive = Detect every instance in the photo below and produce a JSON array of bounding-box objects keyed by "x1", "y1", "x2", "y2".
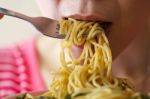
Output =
[
  {"x1": 1, "y1": 0, "x2": 149, "y2": 94},
  {"x1": 36, "y1": 0, "x2": 150, "y2": 58}
]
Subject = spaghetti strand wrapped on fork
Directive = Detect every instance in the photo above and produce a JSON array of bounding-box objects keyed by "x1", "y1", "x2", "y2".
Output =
[{"x1": 23, "y1": 18, "x2": 149, "y2": 99}]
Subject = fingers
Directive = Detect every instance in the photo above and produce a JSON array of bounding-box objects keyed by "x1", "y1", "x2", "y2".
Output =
[{"x1": 0, "y1": 14, "x2": 4, "y2": 19}]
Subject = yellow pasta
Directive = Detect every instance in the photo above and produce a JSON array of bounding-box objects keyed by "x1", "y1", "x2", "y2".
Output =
[
  {"x1": 24, "y1": 18, "x2": 149, "y2": 99},
  {"x1": 42, "y1": 18, "x2": 134, "y2": 99}
]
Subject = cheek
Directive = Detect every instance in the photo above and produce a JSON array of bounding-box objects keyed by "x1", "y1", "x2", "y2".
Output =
[
  {"x1": 108, "y1": 16, "x2": 147, "y2": 59},
  {"x1": 108, "y1": 0, "x2": 150, "y2": 59}
]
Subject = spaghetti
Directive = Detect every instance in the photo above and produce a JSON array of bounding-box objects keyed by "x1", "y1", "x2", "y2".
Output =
[{"x1": 23, "y1": 18, "x2": 149, "y2": 99}]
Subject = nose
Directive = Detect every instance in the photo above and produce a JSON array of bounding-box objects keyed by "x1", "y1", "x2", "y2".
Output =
[
  {"x1": 59, "y1": 0, "x2": 119, "y2": 21},
  {"x1": 59, "y1": 0, "x2": 95, "y2": 16},
  {"x1": 75, "y1": 0, "x2": 89, "y2": 14}
]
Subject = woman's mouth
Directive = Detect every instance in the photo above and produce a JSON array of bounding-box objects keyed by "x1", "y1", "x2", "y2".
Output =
[
  {"x1": 63, "y1": 15, "x2": 113, "y2": 59},
  {"x1": 64, "y1": 14, "x2": 113, "y2": 37}
]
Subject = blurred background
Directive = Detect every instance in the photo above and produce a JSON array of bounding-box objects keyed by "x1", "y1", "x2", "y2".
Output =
[{"x1": 0, "y1": 0, "x2": 41, "y2": 47}]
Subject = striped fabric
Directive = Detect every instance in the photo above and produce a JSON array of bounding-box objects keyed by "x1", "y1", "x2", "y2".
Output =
[{"x1": 0, "y1": 39, "x2": 46, "y2": 98}]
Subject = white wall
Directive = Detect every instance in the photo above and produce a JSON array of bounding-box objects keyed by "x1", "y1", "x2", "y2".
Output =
[{"x1": 0, "y1": 0, "x2": 41, "y2": 47}]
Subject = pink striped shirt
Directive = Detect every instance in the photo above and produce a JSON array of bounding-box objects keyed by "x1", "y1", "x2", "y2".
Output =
[{"x1": 0, "y1": 38, "x2": 46, "y2": 98}]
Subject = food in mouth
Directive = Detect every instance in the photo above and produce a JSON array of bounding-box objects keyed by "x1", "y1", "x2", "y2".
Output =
[{"x1": 19, "y1": 18, "x2": 149, "y2": 99}]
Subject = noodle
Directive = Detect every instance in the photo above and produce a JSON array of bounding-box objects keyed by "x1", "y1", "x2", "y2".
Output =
[
  {"x1": 43, "y1": 18, "x2": 134, "y2": 99},
  {"x1": 23, "y1": 18, "x2": 149, "y2": 99}
]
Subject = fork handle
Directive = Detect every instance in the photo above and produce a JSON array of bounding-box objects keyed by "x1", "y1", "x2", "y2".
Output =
[{"x1": 0, "y1": 7, "x2": 31, "y2": 21}]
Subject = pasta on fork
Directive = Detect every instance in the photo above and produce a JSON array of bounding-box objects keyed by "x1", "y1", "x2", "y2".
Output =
[{"x1": 22, "y1": 18, "x2": 149, "y2": 99}]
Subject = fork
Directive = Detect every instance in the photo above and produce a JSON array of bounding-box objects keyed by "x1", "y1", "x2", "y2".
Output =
[{"x1": 0, "y1": 7, "x2": 65, "y2": 39}]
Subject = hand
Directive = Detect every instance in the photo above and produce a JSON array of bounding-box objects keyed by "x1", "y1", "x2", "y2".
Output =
[{"x1": 0, "y1": 14, "x2": 4, "y2": 19}]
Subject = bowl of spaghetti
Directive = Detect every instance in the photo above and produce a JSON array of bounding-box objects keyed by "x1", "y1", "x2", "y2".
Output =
[{"x1": 5, "y1": 19, "x2": 150, "y2": 99}]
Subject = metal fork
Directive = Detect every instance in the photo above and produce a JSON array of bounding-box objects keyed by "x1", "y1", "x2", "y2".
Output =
[{"x1": 0, "y1": 7, "x2": 65, "y2": 39}]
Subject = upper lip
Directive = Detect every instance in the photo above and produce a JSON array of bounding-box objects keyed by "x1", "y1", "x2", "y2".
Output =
[{"x1": 64, "y1": 14, "x2": 112, "y2": 22}]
